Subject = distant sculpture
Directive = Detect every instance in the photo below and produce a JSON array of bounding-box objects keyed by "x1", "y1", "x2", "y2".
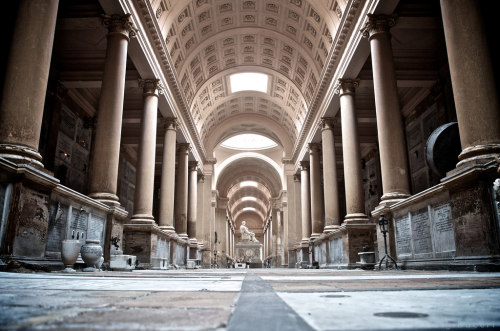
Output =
[{"x1": 240, "y1": 221, "x2": 259, "y2": 242}]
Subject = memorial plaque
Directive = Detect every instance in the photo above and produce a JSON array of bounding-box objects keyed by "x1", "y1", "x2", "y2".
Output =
[
  {"x1": 432, "y1": 203, "x2": 456, "y2": 254},
  {"x1": 411, "y1": 208, "x2": 433, "y2": 254},
  {"x1": 13, "y1": 188, "x2": 50, "y2": 257},
  {"x1": 395, "y1": 215, "x2": 412, "y2": 257},
  {"x1": 69, "y1": 207, "x2": 88, "y2": 243},
  {"x1": 71, "y1": 144, "x2": 89, "y2": 173},
  {"x1": 87, "y1": 215, "x2": 105, "y2": 243},
  {"x1": 75, "y1": 118, "x2": 92, "y2": 151},
  {"x1": 330, "y1": 237, "x2": 343, "y2": 264},
  {"x1": 45, "y1": 202, "x2": 69, "y2": 254}
]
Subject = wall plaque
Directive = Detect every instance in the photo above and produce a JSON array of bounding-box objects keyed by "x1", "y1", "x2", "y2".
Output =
[
  {"x1": 395, "y1": 215, "x2": 412, "y2": 258},
  {"x1": 330, "y1": 237, "x2": 343, "y2": 264},
  {"x1": 411, "y1": 208, "x2": 433, "y2": 254},
  {"x1": 432, "y1": 203, "x2": 455, "y2": 254},
  {"x1": 69, "y1": 207, "x2": 88, "y2": 243},
  {"x1": 87, "y1": 215, "x2": 105, "y2": 244},
  {"x1": 45, "y1": 203, "x2": 69, "y2": 254}
]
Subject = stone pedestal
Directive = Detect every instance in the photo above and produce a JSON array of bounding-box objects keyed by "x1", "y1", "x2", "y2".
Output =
[
  {"x1": 110, "y1": 254, "x2": 136, "y2": 271},
  {"x1": 123, "y1": 223, "x2": 172, "y2": 269},
  {"x1": 235, "y1": 240, "x2": 263, "y2": 268}
]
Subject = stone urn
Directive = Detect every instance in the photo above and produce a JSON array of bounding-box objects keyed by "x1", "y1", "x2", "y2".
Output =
[
  {"x1": 80, "y1": 239, "x2": 103, "y2": 271},
  {"x1": 61, "y1": 239, "x2": 81, "y2": 272}
]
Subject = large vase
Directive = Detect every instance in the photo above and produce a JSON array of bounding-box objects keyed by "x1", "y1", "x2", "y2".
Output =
[
  {"x1": 61, "y1": 239, "x2": 81, "y2": 272},
  {"x1": 80, "y1": 239, "x2": 103, "y2": 271}
]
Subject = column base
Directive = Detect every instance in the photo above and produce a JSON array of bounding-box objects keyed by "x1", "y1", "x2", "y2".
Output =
[
  {"x1": 310, "y1": 233, "x2": 321, "y2": 240},
  {"x1": 178, "y1": 233, "x2": 189, "y2": 239},
  {"x1": 88, "y1": 192, "x2": 120, "y2": 207},
  {"x1": 457, "y1": 144, "x2": 500, "y2": 168},
  {"x1": 323, "y1": 224, "x2": 340, "y2": 233},
  {"x1": 379, "y1": 191, "x2": 411, "y2": 207},
  {"x1": 158, "y1": 225, "x2": 175, "y2": 233},
  {"x1": 344, "y1": 213, "x2": 370, "y2": 224},
  {"x1": 0, "y1": 143, "x2": 44, "y2": 168},
  {"x1": 129, "y1": 214, "x2": 155, "y2": 225}
]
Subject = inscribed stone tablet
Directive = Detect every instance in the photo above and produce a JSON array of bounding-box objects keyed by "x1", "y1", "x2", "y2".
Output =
[
  {"x1": 87, "y1": 215, "x2": 105, "y2": 243},
  {"x1": 69, "y1": 208, "x2": 88, "y2": 242},
  {"x1": 395, "y1": 215, "x2": 412, "y2": 257},
  {"x1": 411, "y1": 208, "x2": 433, "y2": 254},
  {"x1": 432, "y1": 203, "x2": 456, "y2": 254},
  {"x1": 45, "y1": 203, "x2": 69, "y2": 253}
]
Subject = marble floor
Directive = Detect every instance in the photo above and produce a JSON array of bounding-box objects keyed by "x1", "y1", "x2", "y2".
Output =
[{"x1": 0, "y1": 269, "x2": 499, "y2": 330}]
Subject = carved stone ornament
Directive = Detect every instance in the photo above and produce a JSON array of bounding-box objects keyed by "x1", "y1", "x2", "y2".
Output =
[
  {"x1": 334, "y1": 78, "x2": 359, "y2": 96},
  {"x1": 102, "y1": 14, "x2": 138, "y2": 39},
  {"x1": 138, "y1": 79, "x2": 164, "y2": 96},
  {"x1": 320, "y1": 117, "x2": 336, "y2": 131},
  {"x1": 361, "y1": 14, "x2": 397, "y2": 39},
  {"x1": 300, "y1": 161, "x2": 309, "y2": 170},
  {"x1": 162, "y1": 117, "x2": 178, "y2": 131}
]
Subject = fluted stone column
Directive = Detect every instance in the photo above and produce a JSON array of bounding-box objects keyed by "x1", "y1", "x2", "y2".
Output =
[
  {"x1": 158, "y1": 118, "x2": 177, "y2": 231},
  {"x1": 130, "y1": 79, "x2": 161, "y2": 224},
  {"x1": 88, "y1": 14, "x2": 136, "y2": 205},
  {"x1": 309, "y1": 143, "x2": 323, "y2": 238},
  {"x1": 338, "y1": 79, "x2": 369, "y2": 223},
  {"x1": 321, "y1": 118, "x2": 341, "y2": 231},
  {"x1": 362, "y1": 15, "x2": 410, "y2": 204},
  {"x1": 175, "y1": 143, "x2": 190, "y2": 238},
  {"x1": 440, "y1": 0, "x2": 500, "y2": 166},
  {"x1": 300, "y1": 161, "x2": 311, "y2": 244},
  {"x1": 0, "y1": 0, "x2": 59, "y2": 168},
  {"x1": 187, "y1": 161, "x2": 198, "y2": 242}
]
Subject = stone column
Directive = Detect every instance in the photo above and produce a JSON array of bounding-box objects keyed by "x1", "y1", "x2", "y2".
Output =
[
  {"x1": 0, "y1": 0, "x2": 59, "y2": 168},
  {"x1": 130, "y1": 79, "x2": 161, "y2": 224},
  {"x1": 300, "y1": 162, "x2": 311, "y2": 243},
  {"x1": 88, "y1": 14, "x2": 136, "y2": 205},
  {"x1": 187, "y1": 161, "x2": 198, "y2": 242},
  {"x1": 440, "y1": 0, "x2": 500, "y2": 166},
  {"x1": 175, "y1": 143, "x2": 190, "y2": 238},
  {"x1": 338, "y1": 79, "x2": 369, "y2": 222},
  {"x1": 309, "y1": 143, "x2": 323, "y2": 238},
  {"x1": 321, "y1": 118, "x2": 341, "y2": 231},
  {"x1": 158, "y1": 118, "x2": 177, "y2": 231},
  {"x1": 362, "y1": 15, "x2": 410, "y2": 204}
]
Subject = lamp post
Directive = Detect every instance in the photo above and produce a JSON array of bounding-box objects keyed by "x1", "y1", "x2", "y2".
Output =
[{"x1": 378, "y1": 214, "x2": 398, "y2": 269}]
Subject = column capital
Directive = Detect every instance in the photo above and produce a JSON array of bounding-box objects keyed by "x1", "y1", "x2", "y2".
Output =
[
  {"x1": 177, "y1": 142, "x2": 191, "y2": 154},
  {"x1": 102, "y1": 14, "x2": 137, "y2": 40},
  {"x1": 188, "y1": 161, "x2": 199, "y2": 171},
  {"x1": 293, "y1": 173, "x2": 301, "y2": 182},
  {"x1": 308, "y1": 142, "x2": 321, "y2": 154},
  {"x1": 300, "y1": 161, "x2": 310, "y2": 170},
  {"x1": 335, "y1": 78, "x2": 360, "y2": 96},
  {"x1": 138, "y1": 79, "x2": 163, "y2": 96},
  {"x1": 361, "y1": 14, "x2": 397, "y2": 40},
  {"x1": 160, "y1": 117, "x2": 177, "y2": 132},
  {"x1": 320, "y1": 117, "x2": 337, "y2": 131}
]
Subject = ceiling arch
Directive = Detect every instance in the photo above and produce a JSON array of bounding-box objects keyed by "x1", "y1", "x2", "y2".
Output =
[{"x1": 204, "y1": 113, "x2": 293, "y2": 156}]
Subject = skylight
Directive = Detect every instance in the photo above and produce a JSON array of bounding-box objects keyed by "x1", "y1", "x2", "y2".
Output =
[
  {"x1": 240, "y1": 181, "x2": 258, "y2": 188},
  {"x1": 230, "y1": 72, "x2": 268, "y2": 93},
  {"x1": 242, "y1": 207, "x2": 256, "y2": 212},
  {"x1": 242, "y1": 196, "x2": 257, "y2": 202},
  {"x1": 221, "y1": 134, "x2": 278, "y2": 150}
]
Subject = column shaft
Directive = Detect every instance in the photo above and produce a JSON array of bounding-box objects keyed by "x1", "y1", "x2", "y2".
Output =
[
  {"x1": 187, "y1": 161, "x2": 198, "y2": 241},
  {"x1": 175, "y1": 143, "x2": 190, "y2": 238},
  {"x1": 88, "y1": 15, "x2": 136, "y2": 205},
  {"x1": 339, "y1": 80, "x2": 369, "y2": 222},
  {"x1": 300, "y1": 162, "x2": 311, "y2": 243},
  {"x1": 362, "y1": 15, "x2": 410, "y2": 204},
  {"x1": 321, "y1": 118, "x2": 341, "y2": 230},
  {"x1": 158, "y1": 119, "x2": 177, "y2": 231},
  {"x1": 131, "y1": 80, "x2": 160, "y2": 223},
  {"x1": 0, "y1": 0, "x2": 59, "y2": 167},
  {"x1": 309, "y1": 144, "x2": 323, "y2": 238},
  {"x1": 440, "y1": 0, "x2": 500, "y2": 165}
]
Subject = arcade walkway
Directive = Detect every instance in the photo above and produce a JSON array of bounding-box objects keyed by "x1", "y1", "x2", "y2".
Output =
[{"x1": 1, "y1": 269, "x2": 500, "y2": 330}]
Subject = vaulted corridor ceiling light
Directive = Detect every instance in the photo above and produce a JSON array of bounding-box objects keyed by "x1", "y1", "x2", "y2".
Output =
[
  {"x1": 221, "y1": 134, "x2": 277, "y2": 150},
  {"x1": 230, "y1": 72, "x2": 268, "y2": 93},
  {"x1": 242, "y1": 196, "x2": 257, "y2": 201},
  {"x1": 240, "y1": 181, "x2": 258, "y2": 188},
  {"x1": 242, "y1": 207, "x2": 256, "y2": 211}
]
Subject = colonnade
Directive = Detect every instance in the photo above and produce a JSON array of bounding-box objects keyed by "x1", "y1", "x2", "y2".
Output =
[
  {"x1": 0, "y1": 6, "x2": 201, "y2": 245},
  {"x1": 296, "y1": 2, "x2": 500, "y2": 248}
]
